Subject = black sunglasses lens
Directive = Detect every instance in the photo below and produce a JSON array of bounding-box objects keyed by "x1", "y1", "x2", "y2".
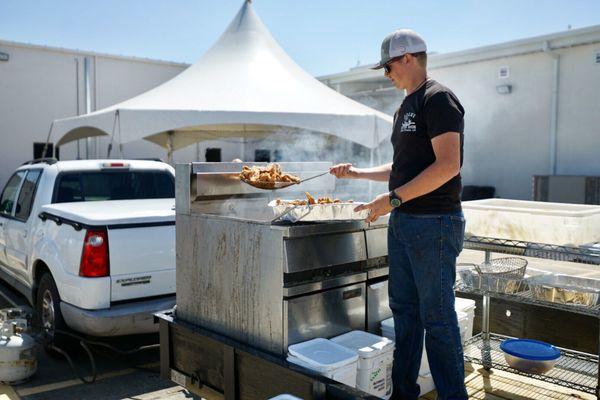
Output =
[{"x1": 384, "y1": 65, "x2": 390, "y2": 73}]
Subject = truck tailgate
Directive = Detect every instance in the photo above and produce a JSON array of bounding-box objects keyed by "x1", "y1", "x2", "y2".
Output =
[{"x1": 109, "y1": 224, "x2": 175, "y2": 302}]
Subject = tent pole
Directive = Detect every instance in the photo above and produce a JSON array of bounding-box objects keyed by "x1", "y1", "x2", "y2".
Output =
[
  {"x1": 368, "y1": 147, "x2": 374, "y2": 200},
  {"x1": 167, "y1": 131, "x2": 174, "y2": 164}
]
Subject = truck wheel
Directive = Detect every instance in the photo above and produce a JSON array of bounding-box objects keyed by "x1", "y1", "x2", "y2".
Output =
[{"x1": 35, "y1": 273, "x2": 71, "y2": 353}]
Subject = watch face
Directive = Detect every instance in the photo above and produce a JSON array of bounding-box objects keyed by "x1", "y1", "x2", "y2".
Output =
[{"x1": 391, "y1": 198, "x2": 401, "y2": 207}]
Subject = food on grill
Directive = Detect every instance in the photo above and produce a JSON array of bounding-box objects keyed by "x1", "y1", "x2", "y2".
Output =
[
  {"x1": 305, "y1": 191, "x2": 316, "y2": 205},
  {"x1": 239, "y1": 164, "x2": 300, "y2": 185},
  {"x1": 275, "y1": 192, "x2": 352, "y2": 206}
]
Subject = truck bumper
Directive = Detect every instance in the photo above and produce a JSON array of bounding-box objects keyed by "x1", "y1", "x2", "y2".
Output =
[{"x1": 60, "y1": 296, "x2": 175, "y2": 337}]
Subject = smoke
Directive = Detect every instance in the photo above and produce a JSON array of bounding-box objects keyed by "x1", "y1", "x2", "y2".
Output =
[{"x1": 244, "y1": 129, "x2": 391, "y2": 202}]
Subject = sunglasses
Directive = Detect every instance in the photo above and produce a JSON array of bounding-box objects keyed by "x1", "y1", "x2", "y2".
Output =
[{"x1": 384, "y1": 55, "x2": 405, "y2": 74}]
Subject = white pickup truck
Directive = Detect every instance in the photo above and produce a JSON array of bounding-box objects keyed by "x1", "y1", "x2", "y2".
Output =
[{"x1": 0, "y1": 159, "x2": 175, "y2": 341}]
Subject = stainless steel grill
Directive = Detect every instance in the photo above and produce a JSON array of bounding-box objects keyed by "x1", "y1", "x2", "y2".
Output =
[{"x1": 175, "y1": 162, "x2": 391, "y2": 355}]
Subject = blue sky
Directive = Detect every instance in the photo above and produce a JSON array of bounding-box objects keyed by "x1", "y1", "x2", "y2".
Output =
[{"x1": 1, "y1": 0, "x2": 599, "y2": 76}]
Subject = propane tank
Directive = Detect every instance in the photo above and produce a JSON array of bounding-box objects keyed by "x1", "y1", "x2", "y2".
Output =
[{"x1": 0, "y1": 319, "x2": 37, "y2": 383}]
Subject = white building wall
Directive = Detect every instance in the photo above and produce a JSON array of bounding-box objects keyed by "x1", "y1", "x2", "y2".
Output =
[
  {"x1": 556, "y1": 43, "x2": 600, "y2": 175},
  {"x1": 430, "y1": 52, "x2": 555, "y2": 199},
  {"x1": 0, "y1": 41, "x2": 243, "y2": 188}
]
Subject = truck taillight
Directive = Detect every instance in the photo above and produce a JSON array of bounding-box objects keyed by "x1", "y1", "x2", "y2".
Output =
[{"x1": 79, "y1": 229, "x2": 109, "y2": 277}]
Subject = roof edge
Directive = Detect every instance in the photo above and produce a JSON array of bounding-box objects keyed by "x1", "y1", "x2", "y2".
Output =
[{"x1": 0, "y1": 38, "x2": 191, "y2": 68}]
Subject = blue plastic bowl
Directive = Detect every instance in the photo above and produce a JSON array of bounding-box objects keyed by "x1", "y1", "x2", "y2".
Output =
[{"x1": 500, "y1": 339, "x2": 561, "y2": 374}]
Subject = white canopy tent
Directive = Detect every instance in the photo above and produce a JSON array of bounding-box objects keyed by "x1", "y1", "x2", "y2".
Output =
[{"x1": 50, "y1": 0, "x2": 392, "y2": 162}]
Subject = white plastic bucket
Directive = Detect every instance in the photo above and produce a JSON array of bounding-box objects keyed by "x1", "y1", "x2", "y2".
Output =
[
  {"x1": 454, "y1": 297, "x2": 476, "y2": 342},
  {"x1": 331, "y1": 330, "x2": 394, "y2": 398},
  {"x1": 287, "y1": 338, "x2": 358, "y2": 387},
  {"x1": 380, "y1": 304, "x2": 473, "y2": 378},
  {"x1": 417, "y1": 371, "x2": 436, "y2": 395}
]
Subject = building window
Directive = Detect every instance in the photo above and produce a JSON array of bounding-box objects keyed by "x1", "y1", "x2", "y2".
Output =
[
  {"x1": 33, "y1": 142, "x2": 58, "y2": 160},
  {"x1": 254, "y1": 149, "x2": 271, "y2": 162},
  {"x1": 205, "y1": 148, "x2": 222, "y2": 162},
  {"x1": 595, "y1": 51, "x2": 600, "y2": 65},
  {"x1": 498, "y1": 66, "x2": 510, "y2": 79},
  {"x1": 273, "y1": 150, "x2": 282, "y2": 162}
]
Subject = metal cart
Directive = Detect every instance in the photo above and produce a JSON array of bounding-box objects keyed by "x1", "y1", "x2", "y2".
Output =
[{"x1": 457, "y1": 235, "x2": 600, "y2": 397}]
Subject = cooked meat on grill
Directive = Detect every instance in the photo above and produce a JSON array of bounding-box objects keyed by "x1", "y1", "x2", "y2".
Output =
[
  {"x1": 305, "y1": 192, "x2": 316, "y2": 205},
  {"x1": 274, "y1": 192, "x2": 353, "y2": 206},
  {"x1": 239, "y1": 164, "x2": 300, "y2": 184}
]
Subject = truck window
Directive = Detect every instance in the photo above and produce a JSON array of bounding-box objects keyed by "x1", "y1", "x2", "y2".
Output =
[
  {"x1": 53, "y1": 171, "x2": 174, "y2": 203},
  {"x1": 0, "y1": 171, "x2": 26, "y2": 216},
  {"x1": 15, "y1": 170, "x2": 42, "y2": 221}
]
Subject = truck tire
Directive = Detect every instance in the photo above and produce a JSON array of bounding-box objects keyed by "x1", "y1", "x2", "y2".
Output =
[{"x1": 35, "y1": 273, "x2": 72, "y2": 353}]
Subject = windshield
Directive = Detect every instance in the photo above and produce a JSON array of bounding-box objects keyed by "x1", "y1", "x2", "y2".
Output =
[{"x1": 53, "y1": 170, "x2": 174, "y2": 203}]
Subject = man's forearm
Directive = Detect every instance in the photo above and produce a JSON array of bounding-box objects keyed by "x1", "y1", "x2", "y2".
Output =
[
  {"x1": 352, "y1": 162, "x2": 393, "y2": 182},
  {"x1": 393, "y1": 160, "x2": 459, "y2": 202}
]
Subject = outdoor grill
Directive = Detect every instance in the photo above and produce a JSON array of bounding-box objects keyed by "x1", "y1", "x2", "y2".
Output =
[{"x1": 175, "y1": 162, "x2": 391, "y2": 355}]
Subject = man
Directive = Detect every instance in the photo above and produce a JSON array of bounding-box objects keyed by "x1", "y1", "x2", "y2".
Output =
[{"x1": 330, "y1": 29, "x2": 467, "y2": 400}]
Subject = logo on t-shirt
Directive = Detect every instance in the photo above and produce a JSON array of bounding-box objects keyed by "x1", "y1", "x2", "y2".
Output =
[{"x1": 400, "y1": 112, "x2": 417, "y2": 133}]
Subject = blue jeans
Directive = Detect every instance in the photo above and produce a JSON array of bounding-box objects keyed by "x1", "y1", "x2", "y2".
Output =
[{"x1": 388, "y1": 209, "x2": 468, "y2": 400}]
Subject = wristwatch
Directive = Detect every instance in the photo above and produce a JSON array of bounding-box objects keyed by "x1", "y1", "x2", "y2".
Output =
[{"x1": 389, "y1": 190, "x2": 403, "y2": 208}]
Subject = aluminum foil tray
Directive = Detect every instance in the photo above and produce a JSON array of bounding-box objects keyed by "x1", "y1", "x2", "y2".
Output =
[
  {"x1": 268, "y1": 200, "x2": 369, "y2": 222},
  {"x1": 526, "y1": 274, "x2": 600, "y2": 307}
]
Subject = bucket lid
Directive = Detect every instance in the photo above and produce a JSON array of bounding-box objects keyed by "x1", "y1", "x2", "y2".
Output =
[
  {"x1": 500, "y1": 339, "x2": 561, "y2": 361},
  {"x1": 288, "y1": 338, "x2": 358, "y2": 369},
  {"x1": 331, "y1": 330, "x2": 394, "y2": 358},
  {"x1": 381, "y1": 317, "x2": 394, "y2": 329}
]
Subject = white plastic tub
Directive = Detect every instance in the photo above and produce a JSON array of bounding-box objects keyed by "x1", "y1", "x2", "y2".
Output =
[
  {"x1": 455, "y1": 297, "x2": 476, "y2": 342},
  {"x1": 331, "y1": 330, "x2": 394, "y2": 398},
  {"x1": 462, "y1": 199, "x2": 600, "y2": 246},
  {"x1": 287, "y1": 338, "x2": 358, "y2": 387}
]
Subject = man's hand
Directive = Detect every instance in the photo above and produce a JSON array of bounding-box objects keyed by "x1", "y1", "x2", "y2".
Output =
[
  {"x1": 354, "y1": 193, "x2": 393, "y2": 223},
  {"x1": 329, "y1": 163, "x2": 356, "y2": 179}
]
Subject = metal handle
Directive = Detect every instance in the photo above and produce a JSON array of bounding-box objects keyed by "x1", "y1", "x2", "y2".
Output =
[
  {"x1": 342, "y1": 287, "x2": 362, "y2": 300},
  {"x1": 299, "y1": 171, "x2": 329, "y2": 184}
]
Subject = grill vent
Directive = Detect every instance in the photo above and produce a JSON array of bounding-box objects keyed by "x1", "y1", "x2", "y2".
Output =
[
  {"x1": 498, "y1": 66, "x2": 510, "y2": 78},
  {"x1": 595, "y1": 51, "x2": 600, "y2": 64}
]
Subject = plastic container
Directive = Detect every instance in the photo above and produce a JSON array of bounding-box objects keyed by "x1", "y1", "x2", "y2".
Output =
[
  {"x1": 462, "y1": 199, "x2": 600, "y2": 246},
  {"x1": 454, "y1": 297, "x2": 476, "y2": 342},
  {"x1": 331, "y1": 330, "x2": 394, "y2": 398},
  {"x1": 287, "y1": 338, "x2": 358, "y2": 387},
  {"x1": 380, "y1": 299, "x2": 475, "y2": 377},
  {"x1": 417, "y1": 372, "x2": 435, "y2": 396},
  {"x1": 500, "y1": 338, "x2": 561, "y2": 374}
]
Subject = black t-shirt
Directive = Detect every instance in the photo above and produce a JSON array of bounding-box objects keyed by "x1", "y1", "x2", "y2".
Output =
[{"x1": 389, "y1": 79, "x2": 465, "y2": 214}]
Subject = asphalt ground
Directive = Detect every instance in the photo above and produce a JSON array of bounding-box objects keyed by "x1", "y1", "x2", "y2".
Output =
[{"x1": 0, "y1": 281, "x2": 200, "y2": 400}]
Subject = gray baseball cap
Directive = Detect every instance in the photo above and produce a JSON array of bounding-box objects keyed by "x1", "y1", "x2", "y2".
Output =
[{"x1": 372, "y1": 29, "x2": 427, "y2": 70}]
